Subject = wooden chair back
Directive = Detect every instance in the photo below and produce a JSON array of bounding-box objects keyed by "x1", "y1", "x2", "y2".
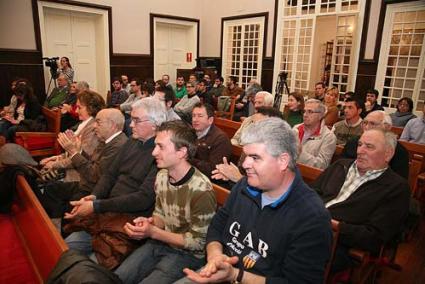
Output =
[
  {"x1": 214, "y1": 117, "x2": 241, "y2": 139},
  {"x1": 324, "y1": 220, "x2": 341, "y2": 283},
  {"x1": 399, "y1": 140, "x2": 425, "y2": 196},
  {"x1": 12, "y1": 175, "x2": 68, "y2": 282},
  {"x1": 15, "y1": 107, "x2": 62, "y2": 156},
  {"x1": 215, "y1": 96, "x2": 237, "y2": 120},
  {"x1": 212, "y1": 183, "x2": 230, "y2": 208},
  {"x1": 390, "y1": 126, "x2": 404, "y2": 139},
  {"x1": 297, "y1": 163, "x2": 324, "y2": 185}
]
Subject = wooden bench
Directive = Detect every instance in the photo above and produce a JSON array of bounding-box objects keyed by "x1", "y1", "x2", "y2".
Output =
[
  {"x1": 297, "y1": 163, "x2": 323, "y2": 185},
  {"x1": 399, "y1": 140, "x2": 425, "y2": 198},
  {"x1": 212, "y1": 183, "x2": 230, "y2": 208},
  {"x1": 214, "y1": 117, "x2": 241, "y2": 139},
  {"x1": 15, "y1": 106, "x2": 62, "y2": 157},
  {"x1": 10, "y1": 175, "x2": 68, "y2": 282}
]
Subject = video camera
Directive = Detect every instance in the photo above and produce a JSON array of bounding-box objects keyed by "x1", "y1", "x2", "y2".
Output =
[{"x1": 43, "y1": 57, "x2": 59, "y2": 79}]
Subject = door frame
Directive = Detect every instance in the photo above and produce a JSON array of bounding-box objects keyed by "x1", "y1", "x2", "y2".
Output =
[
  {"x1": 150, "y1": 14, "x2": 199, "y2": 81},
  {"x1": 37, "y1": 0, "x2": 110, "y2": 97}
]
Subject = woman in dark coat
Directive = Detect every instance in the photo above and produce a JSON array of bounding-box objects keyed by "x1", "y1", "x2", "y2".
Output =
[{"x1": 0, "y1": 84, "x2": 43, "y2": 141}]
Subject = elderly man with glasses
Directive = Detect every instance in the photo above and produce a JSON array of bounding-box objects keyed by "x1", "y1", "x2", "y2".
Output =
[
  {"x1": 342, "y1": 110, "x2": 409, "y2": 179},
  {"x1": 293, "y1": 99, "x2": 337, "y2": 169},
  {"x1": 63, "y1": 97, "x2": 167, "y2": 269}
]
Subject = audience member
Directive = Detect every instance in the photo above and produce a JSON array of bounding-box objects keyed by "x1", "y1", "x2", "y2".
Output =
[
  {"x1": 314, "y1": 81, "x2": 326, "y2": 102},
  {"x1": 120, "y1": 78, "x2": 144, "y2": 114},
  {"x1": 312, "y1": 129, "x2": 409, "y2": 271},
  {"x1": 59, "y1": 81, "x2": 79, "y2": 131},
  {"x1": 400, "y1": 104, "x2": 425, "y2": 144},
  {"x1": 162, "y1": 74, "x2": 170, "y2": 87},
  {"x1": 191, "y1": 103, "x2": 232, "y2": 178},
  {"x1": 283, "y1": 92, "x2": 304, "y2": 127},
  {"x1": 222, "y1": 76, "x2": 243, "y2": 98},
  {"x1": 115, "y1": 120, "x2": 216, "y2": 283},
  {"x1": 58, "y1": 56, "x2": 74, "y2": 84},
  {"x1": 39, "y1": 108, "x2": 127, "y2": 218},
  {"x1": 0, "y1": 84, "x2": 43, "y2": 141},
  {"x1": 231, "y1": 91, "x2": 274, "y2": 146},
  {"x1": 342, "y1": 110, "x2": 409, "y2": 179},
  {"x1": 1, "y1": 78, "x2": 20, "y2": 117},
  {"x1": 40, "y1": 90, "x2": 105, "y2": 181},
  {"x1": 293, "y1": 99, "x2": 337, "y2": 169},
  {"x1": 183, "y1": 118, "x2": 332, "y2": 283},
  {"x1": 174, "y1": 81, "x2": 201, "y2": 123},
  {"x1": 362, "y1": 89, "x2": 384, "y2": 118},
  {"x1": 189, "y1": 73, "x2": 198, "y2": 84},
  {"x1": 196, "y1": 79, "x2": 213, "y2": 106},
  {"x1": 203, "y1": 74, "x2": 213, "y2": 91},
  {"x1": 390, "y1": 97, "x2": 416, "y2": 127},
  {"x1": 64, "y1": 97, "x2": 166, "y2": 267},
  {"x1": 233, "y1": 82, "x2": 262, "y2": 121},
  {"x1": 174, "y1": 75, "x2": 187, "y2": 99},
  {"x1": 109, "y1": 77, "x2": 129, "y2": 107},
  {"x1": 121, "y1": 75, "x2": 131, "y2": 93},
  {"x1": 323, "y1": 86, "x2": 340, "y2": 127},
  {"x1": 213, "y1": 107, "x2": 284, "y2": 186},
  {"x1": 209, "y1": 76, "x2": 224, "y2": 98},
  {"x1": 332, "y1": 97, "x2": 364, "y2": 145},
  {"x1": 163, "y1": 87, "x2": 180, "y2": 121},
  {"x1": 45, "y1": 74, "x2": 69, "y2": 109}
]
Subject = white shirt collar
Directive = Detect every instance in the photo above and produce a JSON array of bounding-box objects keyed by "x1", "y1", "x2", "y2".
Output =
[{"x1": 105, "y1": 131, "x2": 122, "y2": 144}]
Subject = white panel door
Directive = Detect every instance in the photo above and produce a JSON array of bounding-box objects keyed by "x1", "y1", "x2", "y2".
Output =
[
  {"x1": 155, "y1": 23, "x2": 171, "y2": 81},
  {"x1": 170, "y1": 26, "x2": 187, "y2": 83},
  {"x1": 71, "y1": 12, "x2": 97, "y2": 89},
  {"x1": 155, "y1": 23, "x2": 193, "y2": 83},
  {"x1": 43, "y1": 9, "x2": 97, "y2": 91}
]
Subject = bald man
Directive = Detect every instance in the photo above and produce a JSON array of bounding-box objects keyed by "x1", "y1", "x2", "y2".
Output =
[{"x1": 40, "y1": 108, "x2": 128, "y2": 218}]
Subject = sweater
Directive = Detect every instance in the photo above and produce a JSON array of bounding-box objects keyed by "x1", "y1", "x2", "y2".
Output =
[
  {"x1": 153, "y1": 167, "x2": 216, "y2": 257},
  {"x1": 92, "y1": 137, "x2": 157, "y2": 216},
  {"x1": 332, "y1": 118, "x2": 363, "y2": 145},
  {"x1": 312, "y1": 159, "x2": 410, "y2": 254},
  {"x1": 191, "y1": 125, "x2": 232, "y2": 178},
  {"x1": 390, "y1": 111, "x2": 416, "y2": 127},
  {"x1": 206, "y1": 175, "x2": 332, "y2": 283},
  {"x1": 283, "y1": 110, "x2": 303, "y2": 127}
]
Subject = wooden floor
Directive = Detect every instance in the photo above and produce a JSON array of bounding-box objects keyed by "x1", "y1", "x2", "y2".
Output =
[{"x1": 377, "y1": 216, "x2": 425, "y2": 284}]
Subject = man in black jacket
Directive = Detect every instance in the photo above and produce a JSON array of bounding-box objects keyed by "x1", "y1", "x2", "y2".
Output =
[
  {"x1": 313, "y1": 128, "x2": 410, "y2": 271},
  {"x1": 64, "y1": 98, "x2": 167, "y2": 257},
  {"x1": 342, "y1": 110, "x2": 409, "y2": 179},
  {"x1": 184, "y1": 118, "x2": 331, "y2": 284}
]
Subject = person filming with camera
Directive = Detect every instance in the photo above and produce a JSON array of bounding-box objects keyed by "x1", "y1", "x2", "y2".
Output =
[{"x1": 58, "y1": 56, "x2": 74, "y2": 84}]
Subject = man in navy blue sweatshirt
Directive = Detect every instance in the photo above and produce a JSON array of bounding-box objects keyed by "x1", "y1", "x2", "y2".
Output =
[{"x1": 183, "y1": 118, "x2": 332, "y2": 284}]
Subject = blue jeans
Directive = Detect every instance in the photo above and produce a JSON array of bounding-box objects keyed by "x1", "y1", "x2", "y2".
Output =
[
  {"x1": 115, "y1": 239, "x2": 204, "y2": 284},
  {"x1": 65, "y1": 230, "x2": 93, "y2": 255}
]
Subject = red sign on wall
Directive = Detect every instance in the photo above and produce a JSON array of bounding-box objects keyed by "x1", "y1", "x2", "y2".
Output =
[{"x1": 186, "y1": 52, "x2": 192, "y2": 62}]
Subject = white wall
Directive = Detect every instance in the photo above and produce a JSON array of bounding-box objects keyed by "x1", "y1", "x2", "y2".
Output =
[
  {"x1": 0, "y1": 0, "x2": 36, "y2": 50},
  {"x1": 0, "y1": 0, "x2": 275, "y2": 57}
]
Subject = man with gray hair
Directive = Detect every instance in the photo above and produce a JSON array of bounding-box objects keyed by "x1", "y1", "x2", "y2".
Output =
[
  {"x1": 293, "y1": 98, "x2": 337, "y2": 169},
  {"x1": 39, "y1": 108, "x2": 128, "y2": 218},
  {"x1": 184, "y1": 117, "x2": 332, "y2": 283},
  {"x1": 64, "y1": 97, "x2": 166, "y2": 267},
  {"x1": 342, "y1": 110, "x2": 409, "y2": 179},
  {"x1": 312, "y1": 128, "x2": 409, "y2": 271},
  {"x1": 231, "y1": 91, "x2": 275, "y2": 146}
]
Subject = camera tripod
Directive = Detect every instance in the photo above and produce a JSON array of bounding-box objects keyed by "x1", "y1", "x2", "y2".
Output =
[{"x1": 273, "y1": 71, "x2": 290, "y2": 110}]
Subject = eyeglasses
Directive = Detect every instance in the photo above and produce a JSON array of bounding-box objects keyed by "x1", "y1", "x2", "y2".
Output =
[
  {"x1": 130, "y1": 117, "x2": 151, "y2": 124},
  {"x1": 361, "y1": 120, "x2": 382, "y2": 128},
  {"x1": 304, "y1": 109, "x2": 321, "y2": 115}
]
